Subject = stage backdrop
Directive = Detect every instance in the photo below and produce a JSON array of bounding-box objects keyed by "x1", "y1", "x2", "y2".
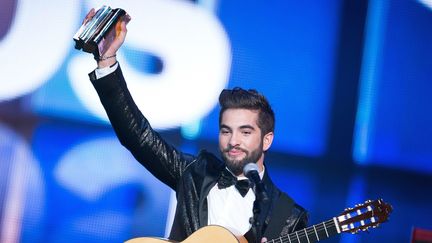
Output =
[{"x1": 1, "y1": 0, "x2": 431, "y2": 242}]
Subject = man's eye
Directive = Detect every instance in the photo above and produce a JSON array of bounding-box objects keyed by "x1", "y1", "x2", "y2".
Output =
[{"x1": 242, "y1": 131, "x2": 251, "y2": 135}]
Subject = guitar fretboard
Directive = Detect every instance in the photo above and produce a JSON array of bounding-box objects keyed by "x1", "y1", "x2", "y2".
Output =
[{"x1": 267, "y1": 218, "x2": 339, "y2": 243}]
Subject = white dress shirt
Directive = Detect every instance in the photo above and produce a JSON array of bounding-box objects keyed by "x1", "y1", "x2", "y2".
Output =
[
  {"x1": 94, "y1": 62, "x2": 119, "y2": 79},
  {"x1": 207, "y1": 168, "x2": 265, "y2": 236}
]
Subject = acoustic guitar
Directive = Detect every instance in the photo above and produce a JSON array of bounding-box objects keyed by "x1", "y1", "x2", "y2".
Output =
[{"x1": 126, "y1": 198, "x2": 392, "y2": 243}]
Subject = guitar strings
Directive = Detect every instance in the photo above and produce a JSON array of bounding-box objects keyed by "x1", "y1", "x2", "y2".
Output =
[
  {"x1": 266, "y1": 219, "x2": 336, "y2": 243},
  {"x1": 266, "y1": 203, "x2": 382, "y2": 243},
  {"x1": 284, "y1": 220, "x2": 336, "y2": 242}
]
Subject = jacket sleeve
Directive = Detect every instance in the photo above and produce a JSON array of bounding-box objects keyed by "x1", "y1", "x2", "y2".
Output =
[{"x1": 89, "y1": 64, "x2": 195, "y2": 190}]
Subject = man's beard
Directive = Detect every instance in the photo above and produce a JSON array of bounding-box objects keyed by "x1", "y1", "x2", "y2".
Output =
[{"x1": 221, "y1": 144, "x2": 263, "y2": 176}]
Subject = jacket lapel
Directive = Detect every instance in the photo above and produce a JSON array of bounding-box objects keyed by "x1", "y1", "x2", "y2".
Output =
[
  {"x1": 257, "y1": 169, "x2": 279, "y2": 235},
  {"x1": 244, "y1": 168, "x2": 279, "y2": 242},
  {"x1": 197, "y1": 151, "x2": 225, "y2": 227}
]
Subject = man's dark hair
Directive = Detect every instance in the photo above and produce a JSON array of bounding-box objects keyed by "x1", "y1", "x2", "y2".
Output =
[{"x1": 218, "y1": 87, "x2": 275, "y2": 135}]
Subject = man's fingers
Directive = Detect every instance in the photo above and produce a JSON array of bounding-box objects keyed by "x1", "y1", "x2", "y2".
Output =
[
  {"x1": 82, "y1": 8, "x2": 96, "y2": 25},
  {"x1": 123, "y1": 13, "x2": 131, "y2": 24}
]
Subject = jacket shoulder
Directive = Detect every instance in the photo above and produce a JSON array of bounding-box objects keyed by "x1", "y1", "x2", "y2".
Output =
[{"x1": 197, "y1": 150, "x2": 224, "y2": 167}]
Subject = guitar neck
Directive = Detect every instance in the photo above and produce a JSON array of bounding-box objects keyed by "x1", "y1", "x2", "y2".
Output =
[{"x1": 267, "y1": 218, "x2": 340, "y2": 243}]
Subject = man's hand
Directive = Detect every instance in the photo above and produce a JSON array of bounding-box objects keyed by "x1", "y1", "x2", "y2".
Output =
[{"x1": 82, "y1": 8, "x2": 130, "y2": 68}]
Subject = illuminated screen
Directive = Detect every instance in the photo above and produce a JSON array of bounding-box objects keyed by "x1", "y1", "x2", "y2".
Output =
[
  {"x1": 17, "y1": 0, "x2": 343, "y2": 157},
  {"x1": 199, "y1": 1, "x2": 342, "y2": 156},
  {"x1": 0, "y1": 1, "x2": 343, "y2": 242},
  {"x1": 353, "y1": 0, "x2": 432, "y2": 173},
  {"x1": 2, "y1": 1, "x2": 431, "y2": 243}
]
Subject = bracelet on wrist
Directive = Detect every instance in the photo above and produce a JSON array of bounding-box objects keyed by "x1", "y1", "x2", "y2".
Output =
[{"x1": 95, "y1": 54, "x2": 116, "y2": 61}]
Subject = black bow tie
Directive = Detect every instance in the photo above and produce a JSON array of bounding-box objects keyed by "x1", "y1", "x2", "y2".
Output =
[{"x1": 217, "y1": 168, "x2": 251, "y2": 197}]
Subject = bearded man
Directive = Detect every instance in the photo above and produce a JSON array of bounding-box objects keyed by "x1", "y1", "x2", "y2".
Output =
[{"x1": 84, "y1": 8, "x2": 308, "y2": 243}]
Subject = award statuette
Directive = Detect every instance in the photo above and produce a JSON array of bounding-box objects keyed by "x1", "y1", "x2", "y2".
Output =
[{"x1": 73, "y1": 6, "x2": 130, "y2": 60}]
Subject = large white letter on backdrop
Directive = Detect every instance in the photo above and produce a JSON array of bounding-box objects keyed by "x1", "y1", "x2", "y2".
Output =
[{"x1": 0, "y1": 0, "x2": 79, "y2": 101}]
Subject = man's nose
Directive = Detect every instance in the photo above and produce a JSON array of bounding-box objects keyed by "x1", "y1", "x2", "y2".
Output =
[{"x1": 228, "y1": 132, "x2": 240, "y2": 146}]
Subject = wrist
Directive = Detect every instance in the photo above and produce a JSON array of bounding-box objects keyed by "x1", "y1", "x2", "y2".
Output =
[{"x1": 96, "y1": 54, "x2": 117, "y2": 68}]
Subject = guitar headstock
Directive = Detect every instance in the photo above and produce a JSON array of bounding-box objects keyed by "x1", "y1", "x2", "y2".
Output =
[{"x1": 337, "y1": 199, "x2": 393, "y2": 234}]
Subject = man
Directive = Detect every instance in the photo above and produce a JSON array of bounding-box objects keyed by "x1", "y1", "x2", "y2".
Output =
[{"x1": 84, "y1": 8, "x2": 308, "y2": 243}]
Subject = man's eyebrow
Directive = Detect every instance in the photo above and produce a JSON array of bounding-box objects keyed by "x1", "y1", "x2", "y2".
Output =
[
  {"x1": 219, "y1": 124, "x2": 232, "y2": 130},
  {"x1": 239, "y1": 125, "x2": 255, "y2": 130},
  {"x1": 219, "y1": 124, "x2": 256, "y2": 130}
]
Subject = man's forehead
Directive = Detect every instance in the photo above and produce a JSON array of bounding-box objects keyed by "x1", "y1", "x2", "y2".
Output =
[{"x1": 220, "y1": 109, "x2": 259, "y2": 126}]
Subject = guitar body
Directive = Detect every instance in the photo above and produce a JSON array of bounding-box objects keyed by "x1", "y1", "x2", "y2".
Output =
[
  {"x1": 125, "y1": 199, "x2": 392, "y2": 243},
  {"x1": 125, "y1": 225, "x2": 246, "y2": 243}
]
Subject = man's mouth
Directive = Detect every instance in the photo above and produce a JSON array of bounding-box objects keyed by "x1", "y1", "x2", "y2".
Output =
[{"x1": 227, "y1": 148, "x2": 245, "y2": 157}]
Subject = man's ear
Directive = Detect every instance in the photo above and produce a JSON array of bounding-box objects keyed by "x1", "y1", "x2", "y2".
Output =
[{"x1": 262, "y1": 132, "x2": 274, "y2": 151}]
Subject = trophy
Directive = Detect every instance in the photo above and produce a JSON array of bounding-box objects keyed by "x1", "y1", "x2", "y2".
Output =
[{"x1": 73, "y1": 5, "x2": 130, "y2": 60}]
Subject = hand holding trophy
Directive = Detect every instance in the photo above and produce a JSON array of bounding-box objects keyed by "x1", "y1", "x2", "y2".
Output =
[{"x1": 73, "y1": 6, "x2": 131, "y2": 68}]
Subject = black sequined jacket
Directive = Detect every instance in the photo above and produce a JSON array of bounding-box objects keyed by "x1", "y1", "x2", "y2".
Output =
[{"x1": 89, "y1": 64, "x2": 308, "y2": 242}]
